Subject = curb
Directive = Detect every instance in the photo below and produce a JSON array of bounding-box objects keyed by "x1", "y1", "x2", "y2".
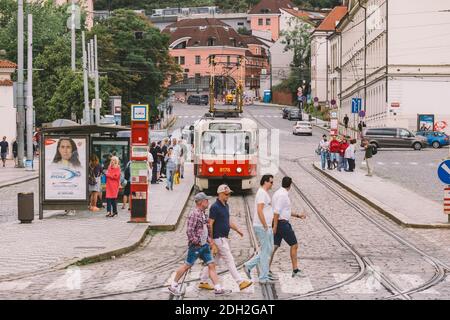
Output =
[
  {"x1": 312, "y1": 163, "x2": 450, "y2": 229},
  {"x1": 68, "y1": 225, "x2": 152, "y2": 267},
  {"x1": 149, "y1": 184, "x2": 194, "y2": 231},
  {"x1": 0, "y1": 175, "x2": 38, "y2": 189}
]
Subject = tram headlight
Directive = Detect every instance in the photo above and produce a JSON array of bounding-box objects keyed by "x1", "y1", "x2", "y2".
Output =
[
  {"x1": 236, "y1": 167, "x2": 242, "y2": 173},
  {"x1": 208, "y1": 167, "x2": 214, "y2": 173}
]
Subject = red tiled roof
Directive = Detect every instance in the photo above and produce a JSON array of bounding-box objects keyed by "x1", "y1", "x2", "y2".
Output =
[
  {"x1": 0, "y1": 60, "x2": 17, "y2": 69},
  {"x1": 240, "y1": 35, "x2": 267, "y2": 46},
  {"x1": 163, "y1": 18, "x2": 248, "y2": 48},
  {"x1": 249, "y1": 0, "x2": 294, "y2": 15},
  {"x1": 0, "y1": 79, "x2": 13, "y2": 86},
  {"x1": 282, "y1": 8, "x2": 313, "y2": 19},
  {"x1": 315, "y1": 6, "x2": 347, "y2": 32}
]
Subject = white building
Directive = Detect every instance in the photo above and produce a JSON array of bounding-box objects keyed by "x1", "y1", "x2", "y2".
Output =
[
  {"x1": 311, "y1": 6, "x2": 347, "y2": 105},
  {"x1": 0, "y1": 60, "x2": 17, "y2": 159},
  {"x1": 338, "y1": 0, "x2": 450, "y2": 134}
]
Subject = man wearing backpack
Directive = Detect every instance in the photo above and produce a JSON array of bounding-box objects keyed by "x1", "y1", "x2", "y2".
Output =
[{"x1": 362, "y1": 139, "x2": 376, "y2": 177}]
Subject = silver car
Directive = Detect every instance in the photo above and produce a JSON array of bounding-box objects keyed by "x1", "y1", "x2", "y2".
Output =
[{"x1": 364, "y1": 127, "x2": 428, "y2": 150}]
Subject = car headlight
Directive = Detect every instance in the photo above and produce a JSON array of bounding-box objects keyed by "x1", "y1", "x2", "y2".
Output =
[
  {"x1": 208, "y1": 167, "x2": 214, "y2": 173},
  {"x1": 236, "y1": 167, "x2": 242, "y2": 173}
]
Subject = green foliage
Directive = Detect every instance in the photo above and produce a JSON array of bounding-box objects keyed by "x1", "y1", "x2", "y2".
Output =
[
  {"x1": 89, "y1": 9, "x2": 181, "y2": 125},
  {"x1": 237, "y1": 27, "x2": 252, "y2": 35}
]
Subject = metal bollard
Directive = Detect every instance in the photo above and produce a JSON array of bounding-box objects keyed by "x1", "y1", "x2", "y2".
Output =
[{"x1": 18, "y1": 192, "x2": 34, "y2": 224}]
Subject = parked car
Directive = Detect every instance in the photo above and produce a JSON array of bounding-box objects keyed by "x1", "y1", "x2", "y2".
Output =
[
  {"x1": 282, "y1": 107, "x2": 293, "y2": 119},
  {"x1": 187, "y1": 95, "x2": 208, "y2": 105},
  {"x1": 293, "y1": 121, "x2": 313, "y2": 136},
  {"x1": 200, "y1": 95, "x2": 209, "y2": 105},
  {"x1": 287, "y1": 108, "x2": 302, "y2": 121},
  {"x1": 416, "y1": 131, "x2": 449, "y2": 149},
  {"x1": 364, "y1": 127, "x2": 428, "y2": 150}
]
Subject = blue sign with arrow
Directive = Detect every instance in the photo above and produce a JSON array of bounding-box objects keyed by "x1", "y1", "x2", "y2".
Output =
[
  {"x1": 352, "y1": 98, "x2": 362, "y2": 114},
  {"x1": 438, "y1": 160, "x2": 450, "y2": 184}
]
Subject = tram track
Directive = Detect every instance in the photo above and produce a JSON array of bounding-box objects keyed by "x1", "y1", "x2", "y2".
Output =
[
  {"x1": 246, "y1": 108, "x2": 449, "y2": 300},
  {"x1": 296, "y1": 161, "x2": 449, "y2": 299}
]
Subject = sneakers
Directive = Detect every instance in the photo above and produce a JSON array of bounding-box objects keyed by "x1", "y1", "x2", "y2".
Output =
[
  {"x1": 292, "y1": 269, "x2": 306, "y2": 278},
  {"x1": 268, "y1": 271, "x2": 279, "y2": 280},
  {"x1": 168, "y1": 286, "x2": 181, "y2": 296},
  {"x1": 239, "y1": 280, "x2": 253, "y2": 291},
  {"x1": 214, "y1": 288, "x2": 232, "y2": 295},
  {"x1": 243, "y1": 265, "x2": 251, "y2": 279},
  {"x1": 198, "y1": 282, "x2": 214, "y2": 290}
]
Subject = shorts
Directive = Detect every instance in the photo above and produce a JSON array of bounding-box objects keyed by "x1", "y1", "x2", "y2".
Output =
[
  {"x1": 1, "y1": 152, "x2": 6, "y2": 160},
  {"x1": 157, "y1": 162, "x2": 161, "y2": 172},
  {"x1": 274, "y1": 220, "x2": 297, "y2": 247},
  {"x1": 185, "y1": 244, "x2": 214, "y2": 266}
]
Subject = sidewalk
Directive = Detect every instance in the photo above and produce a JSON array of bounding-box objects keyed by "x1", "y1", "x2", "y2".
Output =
[
  {"x1": 0, "y1": 163, "x2": 194, "y2": 280},
  {"x1": 0, "y1": 159, "x2": 39, "y2": 188},
  {"x1": 313, "y1": 162, "x2": 450, "y2": 229}
]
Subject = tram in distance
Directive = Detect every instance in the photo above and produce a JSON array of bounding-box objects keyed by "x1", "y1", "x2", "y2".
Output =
[{"x1": 193, "y1": 115, "x2": 258, "y2": 194}]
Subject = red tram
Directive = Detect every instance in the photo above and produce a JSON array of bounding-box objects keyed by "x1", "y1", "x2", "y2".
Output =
[{"x1": 193, "y1": 115, "x2": 258, "y2": 193}]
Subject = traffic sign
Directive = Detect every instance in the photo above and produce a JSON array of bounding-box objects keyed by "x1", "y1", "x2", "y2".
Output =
[
  {"x1": 352, "y1": 98, "x2": 362, "y2": 114},
  {"x1": 314, "y1": 97, "x2": 319, "y2": 102},
  {"x1": 331, "y1": 99, "x2": 336, "y2": 106},
  {"x1": 359, "y1": 110, "x2": 366, "y2": 118},
  {"x1": 438, "y1": 160, "x2": 450, "y2": 184},
  {"x1": 131, "y1": 104, "x2": 148, "y2": 122}
]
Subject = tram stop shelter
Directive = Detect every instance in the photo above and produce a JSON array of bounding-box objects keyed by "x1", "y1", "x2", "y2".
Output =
[{"x1": 39, "y1": 123, "x2": 130, "y2": 219}]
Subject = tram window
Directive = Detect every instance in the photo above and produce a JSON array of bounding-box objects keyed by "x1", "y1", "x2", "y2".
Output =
[
  {"x1": 209, "y1": 123, "x2": 242, "y2": 130},
  {"x1": 201, "y1": 131, "x2": 251, "y2": 155}
]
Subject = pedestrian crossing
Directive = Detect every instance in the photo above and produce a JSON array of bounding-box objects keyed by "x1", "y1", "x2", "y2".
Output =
[
  {"x1": 0, "y1": 268, "x2": 446, "y2": 297},
  {"x1": 373, "y1": 161, "x2": 441, "y2": 167}
]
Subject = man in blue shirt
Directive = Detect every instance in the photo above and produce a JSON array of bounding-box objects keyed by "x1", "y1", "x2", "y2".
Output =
[{"x1": 198, "y1": 184, "x2": 253, "y2": 291}]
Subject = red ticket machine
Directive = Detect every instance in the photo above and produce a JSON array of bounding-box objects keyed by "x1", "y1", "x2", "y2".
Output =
[{"x1": 130, "y1": 104, "x2": 149, "y2": 223}]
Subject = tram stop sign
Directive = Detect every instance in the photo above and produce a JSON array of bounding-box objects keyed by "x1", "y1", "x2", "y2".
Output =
[{"x1": 438, "y1": 160, "x2": 450, "y2": 184}]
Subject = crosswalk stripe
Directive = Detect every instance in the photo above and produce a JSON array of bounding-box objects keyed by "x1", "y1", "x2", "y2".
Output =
[
  {"x1": 333, "y1": 273, "x2": 382, "y2": 294},
  {"x1": 104, "y1": 271, "x2": 146, "y2": 292},
  {"x1": 278, "y1": 272, "x2": 314, "y2": 294},
  {"x1": 409, "y1": 162, "x2": 419, "y2": 166},
  {"x1": 390, "y1": 274, "x2": 440, "y2": 295},
  {"x1": 44, "y1": 267, "x2": 94, "y2": 291}
]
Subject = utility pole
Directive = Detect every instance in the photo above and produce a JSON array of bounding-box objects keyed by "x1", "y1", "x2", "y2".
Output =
[
  {"x1": 82, "y1": 31, "x2": 90, "y2": 124},
  {"x1": 71, "y1": 0, "x2": 76, "y2": 71},
  {"x1": 269, "y1": 50, "x2": 273, "y2": 103},
  {"x1": 94, "y1": 35, "x2": 100, "y2": 124},
  {"x1": 26, "y1": 14, "x2": 34, "y2": 170},
  {"x1": 16, "y1": 0, "x2": 25, "y2": 168}
]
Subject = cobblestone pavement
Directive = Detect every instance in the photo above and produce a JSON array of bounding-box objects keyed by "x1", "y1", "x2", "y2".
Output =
[{"x1": 0, "y1": 179, "x2": 40, "y2": 224}]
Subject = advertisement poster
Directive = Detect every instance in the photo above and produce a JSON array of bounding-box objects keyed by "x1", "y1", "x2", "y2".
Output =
[
  {"x1": 417, "y1": 114, "x2": 434, "y2": 132},
  {"x1": 44, "y1": 137, "x2": 87, "y2": 201}
]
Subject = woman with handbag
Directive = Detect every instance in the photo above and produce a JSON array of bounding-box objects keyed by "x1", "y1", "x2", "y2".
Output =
[
  {"x1": 105, "y1": 156, "x2": 121, "y2": 217},
  {"x1": 88, "y1": 154, "x2": 102, "y2": 212},
  {"x1": 165, "y1": 147, "x2": 177, "y2": 191}
]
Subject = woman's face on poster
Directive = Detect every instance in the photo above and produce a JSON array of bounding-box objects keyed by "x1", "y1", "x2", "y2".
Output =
[{"x1": 59, "y1": 140, "x2": 73, "y2": 161}]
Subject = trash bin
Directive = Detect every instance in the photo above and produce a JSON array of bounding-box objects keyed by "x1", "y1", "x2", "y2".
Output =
[
  {"x1": 18, "y1": 193, "x2": 34, "y2": 224},
  {"x1": 263, "y1": 90, "x2": 271, "y2": 103}
]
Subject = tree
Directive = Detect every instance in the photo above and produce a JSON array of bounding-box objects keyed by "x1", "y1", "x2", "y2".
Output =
[
  {"x1": 275, "y1": 17, "x2": 313, "y2": 93},
  {"x1": 90, "y1": 9, "x2": 181, "y2": 125}
]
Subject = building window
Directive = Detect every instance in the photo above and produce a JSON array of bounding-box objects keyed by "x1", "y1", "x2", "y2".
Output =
[
  {"x1": 207, "y1": 37, "x2": 216, "y2": 46},
  {"x1": 227, "y1": 56, "x2": 231, "y2": 65},
  {"x1": 258, "y1": 18, "x2": 263, "y2": 26},
  {"x1": 173, "y1": 41, "x2": 187, "y2": 49},
  {"x1": 178, "y1": 56, "x2": 185, "y2": 65},
  {"x1": 238, "y1": 22, "x2": 244, "y2": 26},
  {"x1": 266, "y1": 18, "x2": 271, "y2": 26},
  {"x1": 195, "y1": 56, "x2": 201, "y2": 65},
  {"x1": 183, "y1": 73, "x2": 188, "y2": 80},
  {"x1": 195, "y1": 73, "x2": 201, "y2": 84}
]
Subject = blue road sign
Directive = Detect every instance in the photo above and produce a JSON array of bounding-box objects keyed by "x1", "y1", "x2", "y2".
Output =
[
  {"x1": 352, "y1": 98, "x2": 362, "y2": 114},
  {"x1": 438, "y1": 160, "x2": 450, "y2": 184}
]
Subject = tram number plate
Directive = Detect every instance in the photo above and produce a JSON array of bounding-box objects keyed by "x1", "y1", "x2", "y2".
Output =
[{"x1": 219, "y1": 168, "x2": 231, "y2": 173}]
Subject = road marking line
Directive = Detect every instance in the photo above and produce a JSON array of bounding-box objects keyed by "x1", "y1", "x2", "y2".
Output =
[
  {"x1": 278, "y1": 272, "x2": 313, "y2": 294},
  {"x1": 44, "y1": 267, "x2": 94, "y2": 291},
  {"x1": 393, "y1": 162, "x2": 401, "y2": 165},
  {"x1": 104, "y1": 271, "x2": 146, "y2": 292},
  {"x1": 377, "y1": 162, "x2": 385, "y2": 166},
  {"x1": 390, "y1": 274, "x2": 440, "y2": 295},
  {"x1": 409, "y1": 162, "x2": 419, "y2": 166},
  {"x1": 333, "y1": 273, "x2": 382, "y2": 294}
]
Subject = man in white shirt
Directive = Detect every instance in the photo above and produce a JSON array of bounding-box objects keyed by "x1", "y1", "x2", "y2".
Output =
[
  {"x1": 270, "y1": 176, "x2": 306, "y2": 278},
  {"x1": 244, "y1": 174, "x2": 275, "y2": 284}
]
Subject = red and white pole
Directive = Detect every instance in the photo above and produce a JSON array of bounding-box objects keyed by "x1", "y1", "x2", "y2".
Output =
[{"x1": 445, "y1": 186, "x2": 450, "y2": 223}]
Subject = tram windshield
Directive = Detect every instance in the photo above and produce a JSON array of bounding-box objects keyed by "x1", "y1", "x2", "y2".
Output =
[{"x1": 202, "y1": 131, "x2": 251, "y2": 155}]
